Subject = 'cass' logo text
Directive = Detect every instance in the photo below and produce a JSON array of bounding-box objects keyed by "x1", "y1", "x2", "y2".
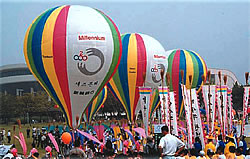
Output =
[{"x1": 73, "y1": 48, "x2": 104, "y2": 76}]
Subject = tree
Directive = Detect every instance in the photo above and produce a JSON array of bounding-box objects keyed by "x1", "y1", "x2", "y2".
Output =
[
  {"x1": 0, "y1": 93, "x2": 17, "y2": 124},
  {"x1": 232, "y1": 82, "x2": 244, "y2": 111}
]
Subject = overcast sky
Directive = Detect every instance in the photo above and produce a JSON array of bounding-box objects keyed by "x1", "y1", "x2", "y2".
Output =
[{"x1": 0, "y1": 0, "x2": 249, "y2": 83}]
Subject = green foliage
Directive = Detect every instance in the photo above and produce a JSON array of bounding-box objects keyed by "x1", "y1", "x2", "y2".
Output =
[
  {"x1": 0, "y1": 91, "x2": 57, "y2": 124},
  {"x1": 0, "y1": 93, "x2": 17, "y2": 124},
  {"x1": 232, "y1": 82, "x2": 244, "y2": 111}
]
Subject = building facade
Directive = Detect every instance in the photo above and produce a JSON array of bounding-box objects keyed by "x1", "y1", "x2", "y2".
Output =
[
  {"x1": 209, "y1": 68, "x2": 240, "y2": 89},
  {"x1": 0, "y1": 64, "x2": 44, "y2": 95}
]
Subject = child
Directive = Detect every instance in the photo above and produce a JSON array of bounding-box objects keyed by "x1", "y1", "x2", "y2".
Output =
[
  {"x1": 236, "y1": 147, "x2": 245, "y2": 159},
  {"x1": 197, "y1": 151, "x2": 206, "y2": 159},
  {"x1": 190, "y1": 148, "x2": 197, "y2": 159},
  {"x1": 227, "y1": 146, "x2": 236, "y2": 159}
]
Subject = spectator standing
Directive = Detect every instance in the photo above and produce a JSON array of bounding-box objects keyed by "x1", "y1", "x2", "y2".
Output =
[
  {"x1": 158, "y1": 126, "x2": 185, "y2": 159},
  {"x1": 7, "y1": 130, "x2": 11, "y2": 143},
  {"x1": 204, "y1": 135, "x2": 216, "y2": 156},
  {"x1": 27, "y1": 128, "x2": 31, "y2": 138}
]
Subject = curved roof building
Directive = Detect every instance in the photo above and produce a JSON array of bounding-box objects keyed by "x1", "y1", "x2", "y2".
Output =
[
  {"x1": 209, "y1": 68, "x2": 240, "y2": 89},
  {"x1": 0, "y1": 64, "x2": 44, "y2": 95}
]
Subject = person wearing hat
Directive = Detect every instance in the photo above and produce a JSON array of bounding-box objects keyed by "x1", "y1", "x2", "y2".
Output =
[
  {"x1": 227, "y1": 146, "x2": 236, "y2": 159},
  {"x1": 204, "y1": 135, "x2": 216, "y2": 157},
  {"x1": 10, "y1": 147, "x2": 18, "y2": 158},
  {"x1": 224, "y1": 134, "x2": 236, "y2": 157},
  {"x1": 45, "y1": 146, "x2": 52, "y2": 158},
  {"x1": 197, "y1": 151, "x2": 206, "y2": 159}
]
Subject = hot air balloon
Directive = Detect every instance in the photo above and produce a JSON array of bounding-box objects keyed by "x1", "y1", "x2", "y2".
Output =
[
  {"x1": 167, "y1": 49, "x2": 207, "y2": 117},
  {"x1": 23, "y1": 5, "x2": 122, "y2": 128},
  {"x1": 107, "y1": 33, "x2": 167, "y2": 122},
  {"x1": 83, "y1": 86, "x2": 107, "y2": 123}
]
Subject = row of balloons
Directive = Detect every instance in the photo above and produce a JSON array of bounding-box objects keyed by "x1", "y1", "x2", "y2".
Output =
[{"x1": 23, "y1": 5, "x2": 207, "y2": 128}]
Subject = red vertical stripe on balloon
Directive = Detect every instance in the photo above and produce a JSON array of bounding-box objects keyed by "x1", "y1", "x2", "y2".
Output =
[
  {"x1": 134, "y1": 34, "x2": 147, "y2": 120},
  {"x1": 53, "y1": 6, "x2": 72, "y2": 122},
  {"x1": 172, "y1": 50, "x2": 181, "y2": 108}
]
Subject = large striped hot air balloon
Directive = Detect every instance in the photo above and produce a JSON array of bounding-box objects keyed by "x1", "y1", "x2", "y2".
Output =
[
  {"x1": 107, "y1": 33, "x2": 167, "y2": 122},
  {"x1": 167, "y1": 49, "x2": 207, "y2": 117},
  {"x1": 23, "y1": 5, "x2": 122, "y2": 128},
  {"x1": 83, "y1": 86, "x2": 107, "y2": 123}
]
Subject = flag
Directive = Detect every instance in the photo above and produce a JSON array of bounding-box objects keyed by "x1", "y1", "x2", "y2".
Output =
[
  {"x1": 242, "y1": 86, "x2": 250, "y2": 135},
  {"x1": 158, "y1": 87, "x2": 170, "y2": 126},
  {"x1": 181, "y1": 84, "x2": 193, "y2": 148},
  {"x1": 169, "y1": 91, "x2": 178, "y2": 136},
  {"x1": 139, "y1": 87, "x2": 152, "y2": 136},
  {"x1": 216, "y1": 85, "x2": 228, "y2": 135},
  {"x1": 189, "y1": 88, "x2": 205, "y2": 149},
  {"x1": 202, "y1": 85, "x2": 217, "y2": 133}
]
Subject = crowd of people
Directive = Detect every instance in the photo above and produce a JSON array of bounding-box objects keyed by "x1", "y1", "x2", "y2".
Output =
[{"x1": 0, "y1": 125, "x2": 249, "y2": 159}]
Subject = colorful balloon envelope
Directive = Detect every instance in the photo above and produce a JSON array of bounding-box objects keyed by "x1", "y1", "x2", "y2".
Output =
[
  {"x1": 167, "y1": 49, "x2": 207, "y2": 117},
  {"x1": 107, "y1": 33, "x2": 167, "y2": 122},
  {"x1": 83, "y1": 86, "x2": 107, "y2": 123},
  {"x1": 23, "y1": 5, "x2": 122, "y2": 128}
]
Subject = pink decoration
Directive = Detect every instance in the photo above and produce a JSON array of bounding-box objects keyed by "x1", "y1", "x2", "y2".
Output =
[
  {"x1": 45, "y1": 146, "x2": 52, "y2": 152},
  {"x1": 94, "y1": 125, "x2": 105, "y2": 140},
  {"x1": 48, "y1": 133, "x2": 59, "y2": 152},
  {"x1": 133, "y1": 127, "x2": 146, "y2": 138},
  {"x1": 77, "y1": 129, "x2": 103, "y2": 145},
  {"x1": 19, "y1": 132, "x2": 27, "y2": 157}
]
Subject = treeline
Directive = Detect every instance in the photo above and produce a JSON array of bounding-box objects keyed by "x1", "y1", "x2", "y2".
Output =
[
  {"x1": 0, "y1": 90, "x2": 125, "y2": 124},
  {"x1": 0, "y1": 82, "x2": 244, "y2": 124}
]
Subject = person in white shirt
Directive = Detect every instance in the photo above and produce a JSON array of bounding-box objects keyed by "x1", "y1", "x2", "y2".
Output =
[
  {"x1": 158, "y1": 126, "x2": 185, "y2": 159},
  {"x1": 7, "y1": 130, "x2": 11, "y2": 143}
]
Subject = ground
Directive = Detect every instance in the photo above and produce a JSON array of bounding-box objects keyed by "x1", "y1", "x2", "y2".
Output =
[
  {"x1": 0, "y1": 122, "x2": 63, "y2": 157},
  {"x1": 1, "y1": 122, "x2": 250, "y2": 157}
]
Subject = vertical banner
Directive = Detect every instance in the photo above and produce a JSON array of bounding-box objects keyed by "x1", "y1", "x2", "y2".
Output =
[
  {"x1": 190, "y1": 88, "x2": 205, "y2": 149},
  {"x1": 216, "y1": 86, "x2": 228, "y2": 135},
  {"x1": 242, "y1": 86, "x2": 250, "y2": 135},
  {"x1": 202, "y1": 85, "x2": 217, "y2": 133},
  {"x1": 227, "y1": 89, "x2": 232, "y2": 133},
  {"x1": 169, "y1": 92, "x2": 178, "y2": 136},
  {"x1": 210, "y1": 86, "x2": 217, "y2": 133},
  {"x1": 181, "y1": 84, "x2": 193, "y2": 148},
  {"x1": 139, "y1": 87, "x2": 152, "y2": 136},
  {"x1": 158, "y1": 87, "x2": 170, "y2": 127},
  {"x1": 202, "y1": 85, "x2": 210, "y2": 130}
]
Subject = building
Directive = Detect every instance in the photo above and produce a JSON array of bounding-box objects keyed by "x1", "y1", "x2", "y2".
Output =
[
  {"x1": 209, "y1": 68, "x2": 240, "y2": 89},
  {"x1": 0, "y1": 64, "x2": 44, "y2": 95},
  {"x1": 0, "y1": 64, "x2": 241, "y2": 95}
]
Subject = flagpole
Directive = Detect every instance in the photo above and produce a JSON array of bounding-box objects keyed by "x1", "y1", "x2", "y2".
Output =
[
  {"x1": 188, "y1": 75, "x2": 194, "y2": 144},
  {"x1": 160, "y1": 69, "x2": 166, "y2": 125},
  {"x1": 207, "y1": 71, "x2": 211, "y2": 134},
  {"x1": 241, "y1": 72, "x2": 249, "y2": 136},
  {"x1": 223, "y1": 75, "x2": 228, "y2": 134},
  {"x1": 218, "y1": 71, "x2": 224, "y2": 139},
  {"x1": 180, "y1": 70, "x2": 188, "y2": 144},
  {"x1": 166, "y1": 73, "x2": 171, "y2": 133}
]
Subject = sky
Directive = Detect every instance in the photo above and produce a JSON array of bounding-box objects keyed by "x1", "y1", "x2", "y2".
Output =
[{"x1": 0, "y1": 0, "x2": 249, "y2": 84}]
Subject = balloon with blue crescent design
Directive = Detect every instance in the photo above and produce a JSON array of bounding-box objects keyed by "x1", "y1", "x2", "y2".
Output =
[
  {"x1": 23, "y1": 5, "x2": 122, "y2": 128},
  {"x1": 107, "y1": 33, "x2": 167, "y2": 122}
]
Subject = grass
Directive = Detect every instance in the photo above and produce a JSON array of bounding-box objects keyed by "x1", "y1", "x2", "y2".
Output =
[
  {"x1": 0, "y1": 122, "x2": 64, "y2": 157},
  {"x1": 1, "y1": 122, "x2": 250, "y2": 157}
]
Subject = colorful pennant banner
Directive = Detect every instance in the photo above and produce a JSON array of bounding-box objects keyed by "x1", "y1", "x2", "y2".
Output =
[
  {"x1": 158, "y1": 87, "x2": 170, "y2": 127},
  {"x1": 139, "y1": 87, "x2": 152, "y2": 136},
  {"x1": 169, "y1": 91, "x2": 178, "y2": 136},
  {"x1": 181, "y1": 84, "x2": 193, "y2": 148},
  {"x1": 242, "y1": 86, "x2": 250, "y2": 135},
  {"x1": 189, "y1": 88, "x2": 205, "y2": 149}
]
